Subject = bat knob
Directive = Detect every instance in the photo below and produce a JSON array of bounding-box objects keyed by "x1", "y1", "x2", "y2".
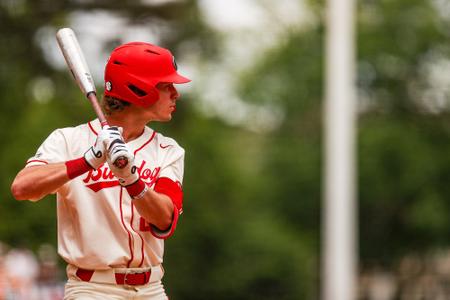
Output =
[{"x1": 113, "y1": 156, "x2": 129, "y2": 169}]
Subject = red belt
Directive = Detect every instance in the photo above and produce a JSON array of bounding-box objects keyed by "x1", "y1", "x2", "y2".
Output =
[{"x1": 76, "y1": 268, "x2": 151, "y2": 286}]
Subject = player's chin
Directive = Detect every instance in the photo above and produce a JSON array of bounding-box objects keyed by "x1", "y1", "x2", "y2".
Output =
[{"x1": 158, "y1": 114, "x2": 173, "y2": 122}]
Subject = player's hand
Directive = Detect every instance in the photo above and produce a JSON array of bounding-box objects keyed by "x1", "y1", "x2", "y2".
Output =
[
  {"x1": 84, "y1": 126, "x2": 122, "y2": 169},
  {"x1": 106, "y1": 134, "x2": 139, "y2": 187}
]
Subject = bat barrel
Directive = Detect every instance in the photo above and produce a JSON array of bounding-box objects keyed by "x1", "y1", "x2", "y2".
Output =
[
  {"x1": 56, "y1": 28, "x2": 96, "y2": 96},
  {"x1": 57, "y1": 28, "x2": 128, "y2": 169}
]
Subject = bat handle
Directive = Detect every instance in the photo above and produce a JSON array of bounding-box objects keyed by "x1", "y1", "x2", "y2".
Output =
[
  {"x1": 86, "y1": 92, "x2": 129, "y2": 169},
  {"x1": 99, "y1": 120, "x2": 109, "y2": 128},
  {"x1": 113, "y1": 157, "x2": 129, "y2": 169},
  {"x1": 112, "y1": 155, "x2": 129, "y2": 169}
]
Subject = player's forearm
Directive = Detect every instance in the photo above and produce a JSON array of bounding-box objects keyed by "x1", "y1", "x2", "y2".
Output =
[
  {"x1": 11, "y1": 163, "x2": 70, "y2": 201},
  {"x1": 133, "y1": 189, "x2": 174, "y2": 230}
]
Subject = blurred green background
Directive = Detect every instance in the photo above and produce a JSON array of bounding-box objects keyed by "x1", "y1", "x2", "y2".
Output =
[{"x1": 2, "y1": 0, "x2": 450, "y2": 299}]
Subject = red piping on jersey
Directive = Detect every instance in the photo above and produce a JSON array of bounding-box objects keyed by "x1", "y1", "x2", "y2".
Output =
[
  {"x1": 119, "y1": 187, "x2": 135, "y2": 268},
  {"x1": 134, "y1": 131, "x2": 157, "y2": 155},
  {"x1": 129, "y1": 130, "x2": 156, "y2": 266},
  {"x1": 88, "y1": 121, "x2": 98, "y2": 136},
  {"x1": 26, "y1": 160, "x2": 48, "y2": 166},
  {"x1": 129, "y1": 201, "x2": 146, "y2": 267}
]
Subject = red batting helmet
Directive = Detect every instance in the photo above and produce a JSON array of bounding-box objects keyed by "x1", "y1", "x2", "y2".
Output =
[{"x1": 104, "y1": 42, "x2": 190, "y2": 107}]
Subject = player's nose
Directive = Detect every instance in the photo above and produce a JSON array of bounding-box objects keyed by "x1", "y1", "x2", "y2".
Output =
[{"x1": 170, "y1": 84, "x2": 180, "y2": 100}]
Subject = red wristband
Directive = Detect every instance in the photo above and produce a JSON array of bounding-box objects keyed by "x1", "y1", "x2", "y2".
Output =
[
  {"x1": 65, "y1": 157, "x2": 93, "y2": 179},
  {"x1": 125, "y1": 179, "x2": 147, "y2": 198}
]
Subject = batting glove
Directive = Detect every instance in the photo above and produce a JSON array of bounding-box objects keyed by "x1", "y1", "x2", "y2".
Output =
[{"x1": 84, "y1": 126, "x2": 122, "y2": 169}]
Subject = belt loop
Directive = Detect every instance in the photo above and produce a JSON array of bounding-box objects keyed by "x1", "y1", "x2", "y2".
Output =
[{"x1": 123, "y1": 270, "x2": 131, "y2": 288}]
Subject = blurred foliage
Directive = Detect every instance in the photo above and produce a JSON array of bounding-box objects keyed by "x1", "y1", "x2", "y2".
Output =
[
  {"x1": 357, "y1": 0, "x2": 450, "y2": 269},
  {"x1": 2, "y1": 0, "x2": 450, "y2": 299}
]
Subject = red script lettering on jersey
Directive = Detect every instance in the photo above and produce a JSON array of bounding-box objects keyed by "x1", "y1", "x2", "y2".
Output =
[{"x1": 82, "y1": 160, "x2": 161, "y2": 192}]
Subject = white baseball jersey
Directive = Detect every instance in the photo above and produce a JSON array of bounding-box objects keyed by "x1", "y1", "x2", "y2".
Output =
[{"x1": 26, "y1": 119, "x2": 185, "y2": 270}]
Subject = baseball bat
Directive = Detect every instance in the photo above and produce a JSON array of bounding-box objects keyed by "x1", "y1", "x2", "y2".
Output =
[{"x1": 56, "y1": 28, "x2": 128, "y2": 169}]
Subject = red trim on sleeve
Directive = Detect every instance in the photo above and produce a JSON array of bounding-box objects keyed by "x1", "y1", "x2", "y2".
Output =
[
  {"x1": 65, "y1": 157, "x2": 93, "y2": 179},
  {"x1": 154, "y1": 177, "x2": 183, "y2": 212},
  {"x1": 26, "y1": 160, "x2": 48, "y2": 166},
  {"x1": 148, "y1": 177, "x2": 183, "y2": 239},
  {"x1": 150, "y1": 203, "x2": 180, "y2": 240}
]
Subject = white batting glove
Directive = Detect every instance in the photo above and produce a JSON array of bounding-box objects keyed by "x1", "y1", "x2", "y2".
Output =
[
  {"x1": 106, "y1": 135, "x2": 140, "y2": 187},
  {"x1": 84, "y1": 126, "x2": 122, "y2": 169}
]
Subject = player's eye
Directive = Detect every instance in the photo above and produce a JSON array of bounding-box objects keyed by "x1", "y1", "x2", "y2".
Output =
[{"x1": 157, "y1": 83, "x2": 171, "y2": 91}]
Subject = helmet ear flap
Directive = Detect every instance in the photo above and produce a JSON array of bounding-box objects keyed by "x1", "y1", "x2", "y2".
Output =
[
  {"x1": 145, "y1": 87, "x2": 160, "y2": 107},
  {"x1": 125, "y1": 84, "x2": 159, "y2": 107}
]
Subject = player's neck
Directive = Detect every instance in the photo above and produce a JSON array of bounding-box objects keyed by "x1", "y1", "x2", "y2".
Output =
[{"x1": 105, "y1": 113, "x2": 146, "y2": 143}]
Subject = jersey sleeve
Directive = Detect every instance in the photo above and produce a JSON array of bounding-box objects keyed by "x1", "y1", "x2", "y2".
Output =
[
  {"x1": 26, "y1": 129, "x2": 69, "y2": 167},
  {"x1": 150, "y1": 142, "x2": 185, "y2": 239},
  {"x1": 159, "y1": 143, "x2": 185, "y2": 185}
]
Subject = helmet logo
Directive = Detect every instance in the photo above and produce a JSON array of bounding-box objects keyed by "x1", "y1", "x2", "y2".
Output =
[
  {"x1": 172, "y1": 56, "x2": 178, "y2": 70},
  {"x1": 105, "y1": 81, "x2": 112, "y2": 91}
]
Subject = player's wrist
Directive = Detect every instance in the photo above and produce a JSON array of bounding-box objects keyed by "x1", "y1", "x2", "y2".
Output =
[{"x1": 65, "y1": 157, "x2": 93, "y2": 179}]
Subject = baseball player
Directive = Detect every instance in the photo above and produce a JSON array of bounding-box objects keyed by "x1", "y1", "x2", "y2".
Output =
[{"x1": 11, "y1": 42, "x2": 190, "y2": 300}]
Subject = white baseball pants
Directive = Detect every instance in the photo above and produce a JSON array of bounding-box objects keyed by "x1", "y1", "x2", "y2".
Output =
[{"x1": 63, "y1": 279, "x2": 168, "y2": 300}]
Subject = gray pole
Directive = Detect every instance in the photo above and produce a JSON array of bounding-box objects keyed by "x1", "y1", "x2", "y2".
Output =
[{"x1": 322, "y1": 0, "x2": 357, "y2": 298}]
